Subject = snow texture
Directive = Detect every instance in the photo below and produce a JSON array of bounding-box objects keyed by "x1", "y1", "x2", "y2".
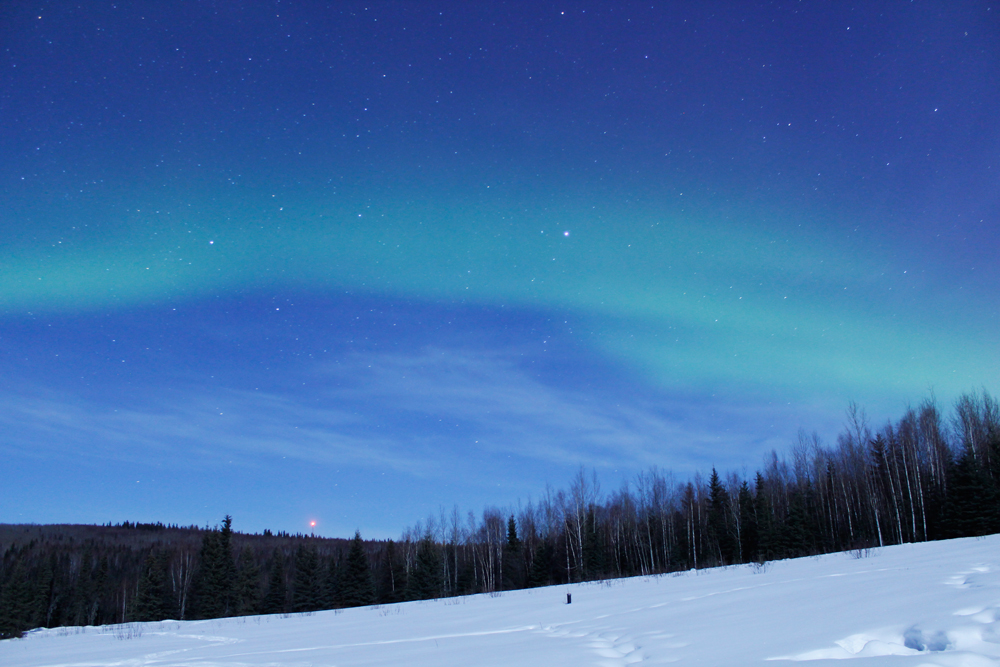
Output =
[{"x1": 5, "y1": 535, "x2": 1000, "y2": 666}]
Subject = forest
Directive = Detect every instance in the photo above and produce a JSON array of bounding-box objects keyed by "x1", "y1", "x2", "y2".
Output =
[{"x1": 2, "y1": 389, "x2": 998, "y2": 639}]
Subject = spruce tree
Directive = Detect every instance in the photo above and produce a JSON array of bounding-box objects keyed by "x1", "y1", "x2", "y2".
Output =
[
  {"x1": 68, "y1": 549, "x2": 94, "y2": 627},
  {"x1": 192, "y1": 516, "x2": 237, "y2": 618},
  {"x1": 234, "y1": 546, "x2": 261, "y2": 616},
  {"x1": 131, "y1": 552, "x2": 172, "y2": 621},
  {"x1": 0, "y1": 561, "x2": 34, "y2": 638},
  {"x1": 943, "y1": 450, "x2": 999, "y2": 538},
  {"x1": 754, "y1": 472, "x2": 776, "y2": 561},
  {"x1": 738, "y1": 481, "x2": 759, "y2": 563},
  {"x1": 707, "y1": 469, "x2": 736, "y2": 565},
  {"x1": 455, "y1": 557, "x2": 477, "y2": 595},
  {"x1": 323, "y1": 554, "x2": 341, "y2": 609},
  {"x1": 32, "y1": 554, "x2": 56, "y2": 629},
  {"x1": 526, "y1": 541, "x2": 554, "y2": 588},
  {"x1": 292, "y1": 546, "x2": 323, "y2": 612},
  {"x1": 217, "y1": 515, "x2": 237, "y2": 611},
  {"x1": 782, "y1": 488, "x2": 813, "y2": 557},
  {"x1": 406, "y1": 536, "x2": 443, "y2": 600},
  {"x1": 340, "y1": 531, "x2": 376, "y2": 607},
  {"x1": 261, "y1": 550, "x2": 287, "y2": 615},
  {"x1": 502, "y1": 516, "x2": 524, "y2": 590},
  {"x1": 91, "y1": 555, "x2": 110, "y2": 625}
]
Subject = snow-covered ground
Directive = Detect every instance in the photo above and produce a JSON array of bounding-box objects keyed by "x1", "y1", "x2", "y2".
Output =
[{"x1": 5, "y1": 535, "x2": 1000, "y2": 666}]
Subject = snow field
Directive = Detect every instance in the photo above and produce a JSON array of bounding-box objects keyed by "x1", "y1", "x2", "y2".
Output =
[{"x1": 4, "y1": 535, "x2": 1000, "y2": 666}]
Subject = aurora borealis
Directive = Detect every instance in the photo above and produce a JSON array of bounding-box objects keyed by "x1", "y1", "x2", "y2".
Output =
[{"x1": 2, "y1": 2, "x2": 998, "y2": 537}]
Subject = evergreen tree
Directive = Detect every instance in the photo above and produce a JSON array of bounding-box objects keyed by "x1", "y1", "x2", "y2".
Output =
[
  {"x1": 582, "y1": 507, "x2": 605, "y2": 579},
  {"x1": 260, "y1": 550, "x2": 287, "y2": 615},
  {"x1": 323, "y1": 554, "x2": 341, "y2": 609},
  {"x1": 91, "y1": 555, "x2": 110, "y2": 625},
  {"x1": 754, "y1": 473, "x2": 777, "y2": 561},
  {"x1": 526, "y1": 540, "x2": 555, "y2": 588},
  {"x1": 502, "y1": 516, "x2": 525, "y2": 590},
  {"x1": 782, "y1": 488, "x2": 813, "y2": 557},
  {"x1": 234, "y1": 546, "x2": 261, "y2": 616},
  {"x1": 192, "y1": 516, "x2": 237, "y2": 618},
  {"x1": 454, "y1": 557, "x2": 478, "y2": 595},
  {"x1": 406, "y1": 536, "x2": 443, "y2": 600},
  {"x1": 339, "y1": 532, "x2": 375, "y2": 607},
  {"x1": 738, "y1": 481, "x2": 759, "y2": 563},
  {"x1": 943, "y1": 450, "x2": 999, "y2": 538},
  {"x1": 377, "y1": 540, "x2": 407, "y2": 603},
  {"x1": 32, "y1": 553, "x2": 57, "y2": 629},
  {"x1": 707, "y1": 469, "x2": 737, "y2": 565},
  {"x1": 292, "y1": 546, "x2": 323, "y2": 612},
  {"x1": 67, "y1": 548, "x2": 95, "y2": 627},
  {"x1": 68, "y1": 546, "x2": 109, "y2": 627},
  {"x1": 131, "y1": 552, "x2": 172, "y2": 621},
  {"x1": 0, "y1": 561, "x2": 34, "y2": 638},
  {"x1": 924, "y1": 463, "x2": 951, "y2": 541}
]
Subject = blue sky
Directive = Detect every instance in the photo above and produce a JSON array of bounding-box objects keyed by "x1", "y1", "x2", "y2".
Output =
[{"x1": 1, "y1": 1, "x2": 997, "y2": 537}]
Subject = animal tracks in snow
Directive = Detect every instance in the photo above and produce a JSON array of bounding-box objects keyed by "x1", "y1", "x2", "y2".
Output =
[
  {"x1": 945, "y1": 563, "x2": 991, "y2": 591},
  {"x1": 771, "y1": 562, "x2": 1000, "y2": 664},
  {"x1": 586, "y1": 632, "x2": 645, "y2": 666},
  {"x1": 537, "y1": 625, "x2": 662, "y2": 665}
]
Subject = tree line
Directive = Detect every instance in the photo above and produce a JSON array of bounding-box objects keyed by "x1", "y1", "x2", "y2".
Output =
[
  {"x1": 2, "y1": 389, "x2": 998, "y2": 639},
  {"x1": 391, "y1": 390, "x2": 998, "y2": 594}
]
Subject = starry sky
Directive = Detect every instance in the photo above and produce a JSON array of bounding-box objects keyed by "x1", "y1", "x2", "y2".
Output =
[{"x1": 2, "y1": 1, "x2": 998, "y2": 538}]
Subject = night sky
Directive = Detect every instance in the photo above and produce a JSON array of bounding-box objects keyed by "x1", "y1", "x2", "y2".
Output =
[{"x1": 2, "y1": 2, "x2": 997, "y2": 538}]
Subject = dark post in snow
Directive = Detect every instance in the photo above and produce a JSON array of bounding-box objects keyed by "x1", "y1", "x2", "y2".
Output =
[{"x1": 566, "y1": 593, "x2": 572, "y2": 604}]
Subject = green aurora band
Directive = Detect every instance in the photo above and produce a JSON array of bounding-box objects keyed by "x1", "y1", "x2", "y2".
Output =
[{"x1": 3, "y1": 192, "x2": 992, "y2": 402}]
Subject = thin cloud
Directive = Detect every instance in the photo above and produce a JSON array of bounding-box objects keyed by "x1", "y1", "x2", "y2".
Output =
[
  {"x1": 312, "y1": 347, "x2": 813, "y2": 472},
  {"x1": 0, "y1": 390, "x2": 427, "y2": 472},
  {"x1": 1, "y1": 347, "x2": 823, "y2": 482}
]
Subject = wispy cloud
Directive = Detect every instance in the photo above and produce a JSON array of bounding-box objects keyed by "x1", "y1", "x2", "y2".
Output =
[
  {"x1": 1, "y1": 346, "x2": 833, "y2": 484},
  {"x1": 0, "y1": 389, "x2": 427, "y2": 472}
]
